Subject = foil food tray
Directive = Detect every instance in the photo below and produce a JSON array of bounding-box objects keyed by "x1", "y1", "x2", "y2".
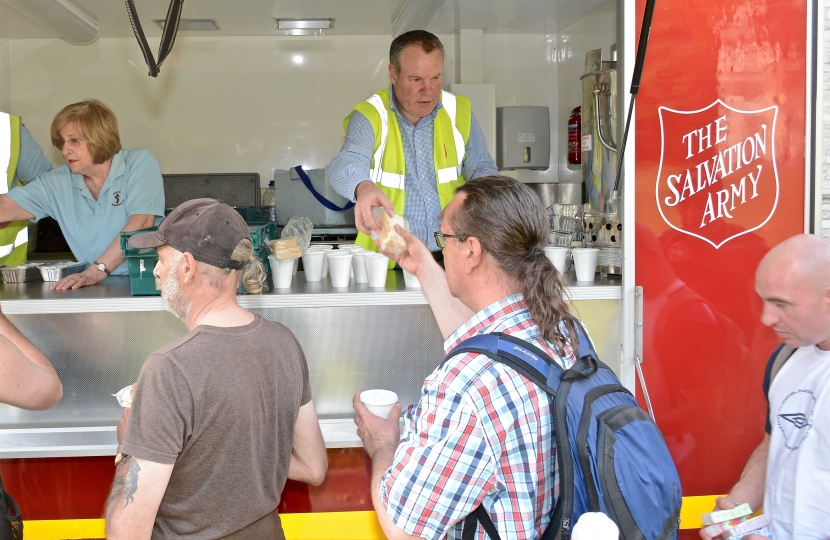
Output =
[
  {"x1": 39, "y1": 261, "x2": 90, "y2": 282},
  {"x1": 1, "y1": 263, "x2": 44, "y2": 283}
]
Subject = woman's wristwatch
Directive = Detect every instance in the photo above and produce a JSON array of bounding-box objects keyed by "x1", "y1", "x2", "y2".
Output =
[{"x1": 94, "y1": 261, "x2": 110, "y2": 276}]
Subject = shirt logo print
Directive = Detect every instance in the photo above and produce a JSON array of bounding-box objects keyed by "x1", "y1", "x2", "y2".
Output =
[
  {"x1": 112, "y1": 191, "x2": 124, "y2": 206},
  {"x1": 779, "y1": 412, "x2": 809, "y2": 429},
  {"x1": 777, "y1": 389, "x2": 816, "y2": 450}
]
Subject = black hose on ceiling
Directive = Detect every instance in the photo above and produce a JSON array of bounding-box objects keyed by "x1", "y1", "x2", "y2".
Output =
[{"x1": 123, "y1": 0, "x2": 185, "y2": 78}]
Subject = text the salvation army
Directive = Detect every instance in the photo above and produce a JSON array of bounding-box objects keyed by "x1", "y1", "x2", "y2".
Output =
[{"x1": 663, "y1": 115, "x2": 768, "y2": 228}]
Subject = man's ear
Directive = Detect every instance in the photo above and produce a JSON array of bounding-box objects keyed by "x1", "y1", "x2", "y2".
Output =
[
  {"x1": 388, "y1": 63, "x2": 397, "y2": 84},
  {"x1": 464, "y1": 236, "x2": 484, "y2": 274},
  {"x1": 180, "y1": 252, "x2": 198, "y2": 284}
]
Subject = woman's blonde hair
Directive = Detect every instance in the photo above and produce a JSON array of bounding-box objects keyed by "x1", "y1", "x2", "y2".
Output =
[{"x1": 51, "y1": 99, "x2": 121, "y2": 164}]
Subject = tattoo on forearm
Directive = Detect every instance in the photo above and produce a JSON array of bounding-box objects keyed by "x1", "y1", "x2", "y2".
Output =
[
  {"x1": 106, "y1": 456, "x2": 141, "y2": 512},
  {"x1": 124, "y1": 458, "x2": 140, "y2": 506}
]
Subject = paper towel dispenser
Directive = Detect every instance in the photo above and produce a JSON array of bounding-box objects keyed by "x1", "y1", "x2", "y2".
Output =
[{"x1": 496, "y1": 106, "x2": 550, "y2": 170}]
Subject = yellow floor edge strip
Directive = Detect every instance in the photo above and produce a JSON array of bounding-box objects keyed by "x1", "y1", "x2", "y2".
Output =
[{"x1": 21, "y1": 496, "x2": 725, "y2": 539}]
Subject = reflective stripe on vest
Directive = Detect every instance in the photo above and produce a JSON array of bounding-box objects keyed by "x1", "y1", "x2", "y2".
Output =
[
  {"x1": 357, "y1": 89, "x2": 468, "y2": 192},
  {"x1": 0, "y1": 113, "x2": 11, "y2": 195},
  {"x1": 435, "y1": 92, "x2": 465, "y2": 184},
  {"x1": 0, "y1": 112, "x2": 29, "y2": 266},
  {"x1": 0, "y1": 226, "x2": 28, "y2": 257},
  {"x1": 363, "y1": 95, "x2": 405, "y2": 190}
]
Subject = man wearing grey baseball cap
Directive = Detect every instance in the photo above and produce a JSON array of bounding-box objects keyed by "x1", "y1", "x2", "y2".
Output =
[{"x1": 105, "y1": 199, "x2": 327, "y2": 540}]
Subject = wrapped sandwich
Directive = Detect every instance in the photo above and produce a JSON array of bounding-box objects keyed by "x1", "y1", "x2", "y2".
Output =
[{"x1": 370, "y1": 207, "x2": 409, "y2": 258}]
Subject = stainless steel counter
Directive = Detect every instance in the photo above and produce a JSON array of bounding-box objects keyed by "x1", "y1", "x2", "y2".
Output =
[
  {"x1": 0, "y1": 273, "x2": 621, "y2": 314},
  {"x1": 0, "y1": 272, "x2": 621, "y2": 458}
]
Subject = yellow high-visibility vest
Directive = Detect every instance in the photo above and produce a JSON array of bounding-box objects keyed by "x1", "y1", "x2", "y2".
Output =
[
  {"x1": 0, "y1": 112, "x2": 29, "y2": 266},
  {"x1": 344, "y1": 88, "x2": 471, "y2": 257}
]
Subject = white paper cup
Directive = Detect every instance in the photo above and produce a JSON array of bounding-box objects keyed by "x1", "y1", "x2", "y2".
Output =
[
  {"x1": 351, "y1": 251, "x2": 368, "y2": 284},
  {"x1": 571, "y1": 512, "x2": 619, "y2": 540},
  {"x1": 309, "y1": 245, "x2": 334, "y2": 277},
  {"x1": 544, "y1": 246, "x2": 569, "y2": 275},
  {"x1": 365, "y1": 253, "x2": 390, "y2": 288},
  {"x1": 402, "y1": 269, "x2": 421, "y2": 289},
  {"x1": 327, "y1": 252, "x2": 353, "y2": 288},
  {"x1": 302, "y1": 250, "x2": 325, "y2": 282},
  {"x1": 268, "y1": 255, "x2": 295, "y2": 289},
  {"x1": 292, "y1": 257, "x2": 299, "y2": 276},
  {"x1": 572, "y1": 248, "x2": 599, "y2": 282},
  {"x1": 339, "y1": 245, "x2": 363, "y2": 278},
  {"x1": 359, "y1": 389, "x2": 398, "y2": 419}
]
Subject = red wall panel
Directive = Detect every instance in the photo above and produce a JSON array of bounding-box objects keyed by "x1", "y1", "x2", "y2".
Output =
[{"x1": 634, "y1": 0, "x2": 807, "y2": 498}]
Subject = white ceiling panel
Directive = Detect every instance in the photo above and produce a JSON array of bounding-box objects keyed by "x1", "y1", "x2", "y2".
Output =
[{"x1": 2, "y1": 0, "x2": 611, "y2": 40}]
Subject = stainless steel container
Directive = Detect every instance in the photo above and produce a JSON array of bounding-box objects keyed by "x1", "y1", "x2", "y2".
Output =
[
  {"x1": 39, "y1": 261, "x2": 89, "y2": 282},
  {"x1": 1, "y1": 263, "x2": 44, "y2": 283},
  {"x1": 526, "y1": 182, "x2": 582, "y2": 208}
]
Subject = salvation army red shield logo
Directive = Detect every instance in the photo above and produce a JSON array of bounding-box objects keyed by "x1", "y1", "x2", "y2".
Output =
[{"x1": 655, "y1": 100, "x2": 779, "y2": 248}]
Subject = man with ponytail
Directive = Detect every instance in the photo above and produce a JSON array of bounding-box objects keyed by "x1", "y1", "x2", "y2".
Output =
[
  {"x1": 106, "y1": 199, "x2": 327, "y2": 540},
  {"x1": 354, "y1": 176, "x2": 586, "y2": 540}
]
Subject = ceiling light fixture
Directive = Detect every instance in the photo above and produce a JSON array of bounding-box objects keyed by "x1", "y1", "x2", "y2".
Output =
[
  {"x1": 1, "y1": 0, "x2": 98, "y2": 44},
  {"x1": 274, "y1": 18, "x2": 334, "y2": 30},
  {"x1": 154, "y1": 18, "x2": 219, "y2": 31}
]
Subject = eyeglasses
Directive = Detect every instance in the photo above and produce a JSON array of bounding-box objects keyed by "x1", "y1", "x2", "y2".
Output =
[
  {"x1": 57, "y1": 138, "x2": 85, "y2": 150},
  {"x1": 434, "y1": 231, "x2": 466, "y2": 249}
]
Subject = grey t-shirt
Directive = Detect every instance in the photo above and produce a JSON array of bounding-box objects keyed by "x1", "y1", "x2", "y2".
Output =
[{"x1": 122, "y1": 314, "x2": 312, "y2": 540}]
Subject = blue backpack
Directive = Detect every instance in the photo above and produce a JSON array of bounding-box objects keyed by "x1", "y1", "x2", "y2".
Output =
[{"x1": 445, "y1": 323, "x2": 682, "y2": 540}]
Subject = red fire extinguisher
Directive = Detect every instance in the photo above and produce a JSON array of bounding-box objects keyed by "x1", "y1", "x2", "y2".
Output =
[{"x1": 567, "y1": 106, "x2": 581, "y2": 165}]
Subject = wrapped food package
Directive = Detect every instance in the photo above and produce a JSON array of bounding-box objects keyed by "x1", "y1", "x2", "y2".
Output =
[
  {"x1": 267, "y1": 237, "x2": 302, "y2": 260},
  {"x1": 280, "y1": 216, "x2": 313, "y2": 253},
  {"x1": 370, "y1": 207, "x2": 409, "y2": 258}
]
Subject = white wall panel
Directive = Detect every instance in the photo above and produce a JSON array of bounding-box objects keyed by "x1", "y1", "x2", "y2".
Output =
[
  {"x1": 556, "y1": 1, "x2": 617, "y2": 184},
  {"x1": 8, "y1": 32, "x2": 584, "y2": 189},
  {"x1": 482, "y1": 33, "x2": 557, "y2": 183},
  {"x1": 9, "y1": 36, "x2": 396, "y2": 186}
]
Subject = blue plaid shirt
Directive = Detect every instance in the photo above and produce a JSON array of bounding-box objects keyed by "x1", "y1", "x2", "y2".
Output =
[
  {"x1": 380, "y1": 294, "x2": 580, "y2": 539},
  {"x1": 328, "y1": 86, "x2": 498, "y2": 251}
]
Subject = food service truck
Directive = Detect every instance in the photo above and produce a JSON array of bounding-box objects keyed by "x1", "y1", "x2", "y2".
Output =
[{"x1": 0, "y1": 0, "x2": 820, "y2": 538}]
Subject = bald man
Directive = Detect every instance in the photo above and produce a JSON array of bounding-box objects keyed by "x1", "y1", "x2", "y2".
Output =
[{"x1": 700, "y1": 234, "x2": 830, "y2": 540}]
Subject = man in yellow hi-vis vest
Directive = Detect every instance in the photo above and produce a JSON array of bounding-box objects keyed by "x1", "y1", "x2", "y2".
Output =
[
  {"x1": 0, "y1": 112, "x2": 52, "y2": 265},
  {"x1": 328, "y1": 30, "x2": 497, "y2": 257}
]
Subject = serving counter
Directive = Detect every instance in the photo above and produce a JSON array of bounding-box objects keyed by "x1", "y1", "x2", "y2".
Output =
[{"x1": 0, "y1": 272, "x2": 621, "y2": 459}]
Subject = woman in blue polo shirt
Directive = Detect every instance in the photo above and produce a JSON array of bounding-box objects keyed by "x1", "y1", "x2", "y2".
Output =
[{"x1": 0, "y1": 99, "x2": 164, "y2": 290}]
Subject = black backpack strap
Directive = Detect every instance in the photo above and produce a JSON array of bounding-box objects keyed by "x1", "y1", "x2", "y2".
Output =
[
  {"x1": 769, "y1": 344, "x2": 796, "y2": 385},
  {"x1": 442, "y1": 333, "x2": 562, "y2": 395},
  {"x1": 462, "y1": 504, "x2": 502, "y2": 540},
  {"x1": 123, "y1": 0, "x2": 185, "y2": 77},
  {"x1": 762, "y1": 344, "x2": 797, "y2": 434}
]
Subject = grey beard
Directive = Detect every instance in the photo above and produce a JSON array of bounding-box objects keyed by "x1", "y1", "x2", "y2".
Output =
[{"x1": 161, "y1": 256, "x2": 189, "y2": 322}]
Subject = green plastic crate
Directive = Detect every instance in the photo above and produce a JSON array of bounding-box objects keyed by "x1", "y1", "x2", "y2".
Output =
[
  {"x1": 120, "y1": 228, "x2": 158, "y2": 257},
  {"x1": 248, "y1": 222, "x2": 276, "y2": 252},
  {"x1": 127, "y1": 256, "x2": 160, "y2": 296}
]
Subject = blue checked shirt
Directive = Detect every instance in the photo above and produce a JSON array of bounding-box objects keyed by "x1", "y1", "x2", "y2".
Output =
[
  {"x1": 381, "y1": 294, "x2": 580, "y2": 539},
  {"x1": 328, "y1": 86, "x2": 498, "y2": 251}
]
